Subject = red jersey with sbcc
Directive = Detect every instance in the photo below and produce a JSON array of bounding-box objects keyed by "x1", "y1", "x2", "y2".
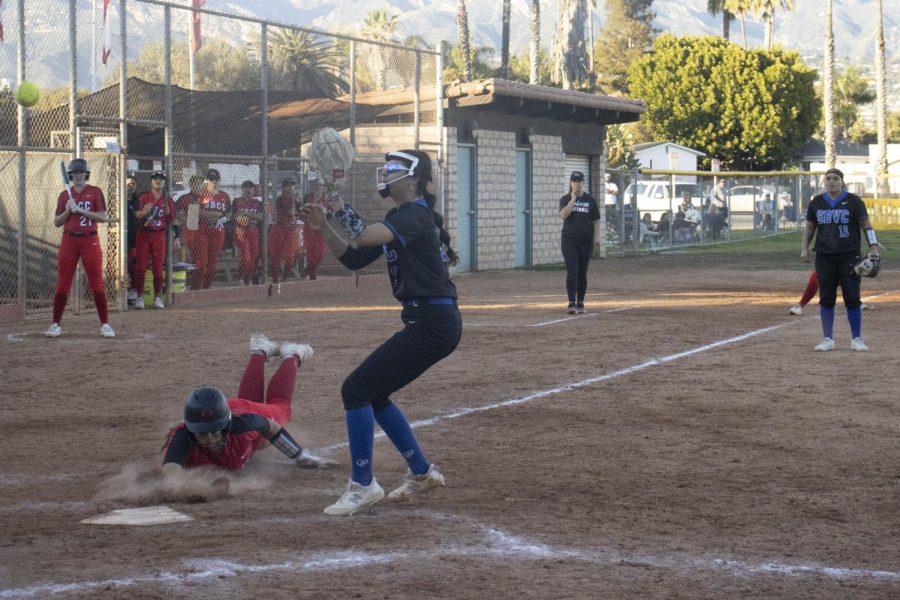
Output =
[
  {"x1": 137, "y1": 192, "x2": 175, "y2": 232},
  {"x1": 275, "y1": 193, "x2": 298, "y2": 227},
  {"x1": 233, "y1": 197, "x2": 263, "y2": 228},
  {"x1": 56, "y1": 185, "x2": 106, "y2": 234},
  {"x1": 198, "y1": 190, "x2": 231, "y2": 227}
]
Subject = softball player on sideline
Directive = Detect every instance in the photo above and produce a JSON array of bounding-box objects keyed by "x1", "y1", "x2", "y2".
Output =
[
  {"x1": 801, "y1": 168, "x2": 879, "y2": 351},
  {"x1": 162, "y1": 334, "x2": 334, "y2": 472},
  {"x1": 299, "y1": 149, "x2": 462, "y2": 516}
]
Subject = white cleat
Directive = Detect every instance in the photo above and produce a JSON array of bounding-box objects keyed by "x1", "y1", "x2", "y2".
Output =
[
  {"x1": 324, "y1": 479, "x2": 385, "y2": 516},
  {"x1": 250, "y1": 333, "x2": 280, "y2": 359},
  {"x1": 134, "y1": 297, "x2": 145, "y2": 310},
  {"x1": 388, "y1": 464, "x2": 445, "y2": 501},
  {"x1": 154, "y1": 296, "x2": 165, "y2": 309},
  {"x1": 861, "y1": 303, "x2": 872, "y2": 311},
  {"x1": 279, "y1": 341, "x2": 314, "y2": 363},
  {"x1": 126, "y1": 289, "x2": 138, "y2": 301},
  {"x1": 788, "y1": 304, "x2": 803, "y2": 316},
  {"x1": 45, "y1": 323, "x2": 62, "y2": 338},
  {"x1": 100, "y1": 323, "x2": 116, "y2": 338},
  {"x1": 814, "y1": 337, "x2": 835, "y2": 352},
  {"x1": 850, "y1": 337, "x2": 869, "y2": 352}
]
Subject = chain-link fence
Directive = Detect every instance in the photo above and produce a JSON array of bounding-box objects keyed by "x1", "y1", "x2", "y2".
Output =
[
  {"x1": 1, "y1": 0, "x2": 441, "y2": 318},
  {"x1": 603, "y1": 168, "x2": 831, "y2": 255}
]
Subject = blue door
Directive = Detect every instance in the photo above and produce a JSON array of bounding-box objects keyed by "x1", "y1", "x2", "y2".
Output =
[
  {"x1": 456, "y1": 145, "x2": 475, "y2": 272},
  {"x1": 515, "y1": 149, "x2": 532, "y2": 267}
]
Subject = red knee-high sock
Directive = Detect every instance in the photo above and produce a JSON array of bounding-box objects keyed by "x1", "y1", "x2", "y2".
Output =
[
  {"x1": 93, "y1": 292, "x2": 109, "y2": 324},
  {"x1": 153, "y1": 275, "x2": 163, "y2": 297},
  {"x1": 799, "y1": 271, "x2": 818, "y2": 307},
  {"x1": 238, "y1": 353, "x2": 267, "y2": 403},
  {"x1": 265, "y1": 358, "x2": 298, "y2": 423},
  {"x1": 52, "y1": 292, "x2": 68, "y2": 324}
]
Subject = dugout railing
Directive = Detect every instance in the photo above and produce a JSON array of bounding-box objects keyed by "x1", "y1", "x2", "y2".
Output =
[{"x1": 1, "y1": 0, "x2": 441, "y2": 319}]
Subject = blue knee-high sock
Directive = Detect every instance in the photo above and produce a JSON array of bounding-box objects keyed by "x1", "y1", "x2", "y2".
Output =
[
  {"x1": 820, "y1": 306, "x2": 835, "y2": 339},
  {"x1": 346, "y1": 406, "x2": 375, "y2": 486},
  {"x1": 847, "y1": 306, "x2": 862, "y2": 338},
  {"x1": 374, "y1": 402, "x2": 429, "y2": 475}
]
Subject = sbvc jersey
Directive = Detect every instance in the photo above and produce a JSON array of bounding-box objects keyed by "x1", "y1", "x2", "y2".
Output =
[{"x1": 807, "y1": 191, "x2": 868, "y2": 255}]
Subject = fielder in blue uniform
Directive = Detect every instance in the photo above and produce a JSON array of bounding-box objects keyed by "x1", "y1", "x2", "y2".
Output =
[
  {"x1": 299, "y1": 149, "x2": 462, "y2": 516},
  {"x1": 801, "y1": 168, "x2": 879, "y2": 352}
]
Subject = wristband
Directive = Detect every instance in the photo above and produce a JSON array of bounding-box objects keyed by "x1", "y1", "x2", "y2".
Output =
[
  {"x1": 269, "y1": 428, "x2": 302, "y2": 459},
  {"x1": 864, "y1": 227, "x2": 877, "y2": 247}
]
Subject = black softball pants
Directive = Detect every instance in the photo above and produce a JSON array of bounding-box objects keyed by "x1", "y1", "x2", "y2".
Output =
[
  {"x1": 561, "y1": 236, "x2": 593, "y2": 304},
  {"x1": 815, "y1": 251, "x2": 861, "y2": 309},
  {"x1": 341, "y1": 305, "x2": 463, "y2": 411}
]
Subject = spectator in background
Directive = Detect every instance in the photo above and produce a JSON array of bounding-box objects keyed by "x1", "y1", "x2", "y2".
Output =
[
  {"x1": 639, "y1": 212, "x2": 659, "y2": 249},
  {"x1": 268, "y1": 177, "x2": 301, "y2": 289},
  {"x1": 759, "y1": 193, "x2": 775, "y2": 231},
  {"x1": 176, "y1": 175, "x2": 205, "y2": 289},
  {"x1": 656, "y1": 210, "x2": 672, "y2": 245},
  {"x1": 133, "y1": 170, "x2": 176, "y2": 309},
  {"x1": 125, "y1": 174, "x2": 140, "y2": 304},
  {"x1": 233, "y1": 180, "x2": 264, "y2": 286},
  {"x1": 781, "y1": 192, "x2": 796, "y2": 223},
  {"x1": 604, "y1": 172, "x2": 619, "y2": 205},
  {"x1": 301, "y1": 172, "x2": 331, "y2": 281},
  {"x1": 194, "y1": 168, "x2": 231, "y2": 290}
]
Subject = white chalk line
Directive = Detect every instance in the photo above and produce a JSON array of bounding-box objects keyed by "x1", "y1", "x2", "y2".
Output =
[
  {"x1": 465, "y1": 305, "x2": 640, "y2": 328},
  {"x1": 319, "y1": 321, "x2": 789, "y2": 453},
  {"x1": 2, "y1": 508, "x2": 897, "y2": 598}
]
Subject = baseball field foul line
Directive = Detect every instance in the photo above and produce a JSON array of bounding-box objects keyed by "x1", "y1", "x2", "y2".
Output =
[
  {"x1": 320, "y1": 322, "x2": 790, "y2": 453},
  {"x1": 2, "y1": 509, "x2": 897, "y2": 598}
]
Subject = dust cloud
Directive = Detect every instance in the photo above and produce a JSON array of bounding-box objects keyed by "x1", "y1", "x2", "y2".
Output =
[{"x1": 95, "y1": 462, "x2": 272, "y2": 504}]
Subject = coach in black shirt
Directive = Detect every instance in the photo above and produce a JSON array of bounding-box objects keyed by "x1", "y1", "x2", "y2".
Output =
[
  {"x1": 801, "y1": 168, "x2": 879, "y2": 352},
  {"x1": 559, "y1": 171, "x2": 601, "y2": 314}
]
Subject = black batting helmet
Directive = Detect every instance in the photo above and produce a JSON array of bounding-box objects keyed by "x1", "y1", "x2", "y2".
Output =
[
  {"x1": 183, "y1": 387, "x2": 231, "y2": 433},
  {"x1": 206, "y1": 168, "x2": 221, "y2": 182},
  {"x1": 67, "y1": 158, "x2": 90, "y2": 180}
]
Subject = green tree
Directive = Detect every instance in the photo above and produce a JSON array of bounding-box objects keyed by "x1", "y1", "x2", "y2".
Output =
[
  {"x1": 509, "y1": 49, "x2": 552, "y2": 85},
  {"x1": 123, "y1": 39, "x2": 259, "y2": 91},
  {"x1": 875, "y1": 0, "x2": 889, "y2": 194},
  {"x1": 442, "y1": 42, "x2": 495, "y2": 83},
  {"x1": 530, "y1": 0, "x2": 541, "y2": 84},
  {"x1": 823, "y1": 0, "x2": 835, "y2": 166},
  {"x1": 707, "y1": 0, "x2": 734, "y2": 41},
  {"x1": 500, "y1": 0, "x2": 511, "y2": 78},
  {"x1": 457, "y1": 0, "x2": 474, "y2": 81},
  {"x1": 265, "y1": 29, "x2": 349, "y2": 96},
  {"x1": 605, "y1": 124, "x2": 643, "y2": 169},
  {"x1": 594, "y1": 0, "x2": 656, "y2": 94},
  {"x1": 359, "y1": 9, "x2": 402, "y2": 90},
  {"x1": 627, "y1": 34, "x2": 820, "y2": 170},
  {"x1": 819, "y1": 67, "x2": 875, "y2": 141},
  {"x1": 724, "y1": 0, "x2": 756, "y2": 48},
  {"x1": 758, "y1": 0, "x2": 794, "y2": 50}
]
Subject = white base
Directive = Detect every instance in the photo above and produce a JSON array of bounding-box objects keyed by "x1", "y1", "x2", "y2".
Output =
[{"x1": 80, "y1": 505, "x2": 191, "y2": 526}]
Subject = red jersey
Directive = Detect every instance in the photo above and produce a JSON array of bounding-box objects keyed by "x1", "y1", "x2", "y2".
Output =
[
  {"x1": 275, "y1": 193, "x2": 298, "y2": 227},
  {"x1": 198, "y1": 189, "x2": 231, "y2": 227},
  {"x1": 233, "y1": 196, "x2": 263, "y2": 229},
  {"x1": 176, "y1": 191, "x2": 198, "y2": 214},
  {"x1": 165, "y1": 399, "x2": 274, "y2": 470},
  {"x1": 137, "y1": 191, "x2": 175, "y2": 232},
  {"x1": 56, "y1": 185, "x2": 106, "y2": 234}
]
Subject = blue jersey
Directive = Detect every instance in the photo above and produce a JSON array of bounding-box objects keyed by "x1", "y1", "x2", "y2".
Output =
[{"x1": 806, "y1": 191, "x2": 868, "y2": 255}]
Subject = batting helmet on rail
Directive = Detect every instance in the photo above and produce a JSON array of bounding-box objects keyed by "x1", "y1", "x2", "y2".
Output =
[
  {"x1": 67, "y1": 158, "x2": 90, "y2": 180},
  {"x1": 183, "y1": 387, "x2": 231, "y2": 433}
]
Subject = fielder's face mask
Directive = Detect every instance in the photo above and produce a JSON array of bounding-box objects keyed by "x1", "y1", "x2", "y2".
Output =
[{"x1": 376, "y1": 151, "x2": 419, "y2": 198}]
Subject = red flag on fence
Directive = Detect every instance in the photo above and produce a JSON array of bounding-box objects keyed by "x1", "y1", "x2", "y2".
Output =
[
  {"x1": 101, "y1": 0, "x2": 111, "y2": 65},
  {"x1": 191, "y1": 0, "x2": 206, "y2": 55}
]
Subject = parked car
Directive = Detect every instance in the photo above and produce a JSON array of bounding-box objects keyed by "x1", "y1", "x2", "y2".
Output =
[
  {"x1": 726, "y1": 185, "x2": 775, "y2": 214},
  {"x1": 622, "y1": 181, "x2": 703, "y2": 220}
]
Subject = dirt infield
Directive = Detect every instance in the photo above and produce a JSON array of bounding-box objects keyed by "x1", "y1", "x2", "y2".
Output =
[{"x1": 1, "y1": 253, "x2": 899, "y2": 599}]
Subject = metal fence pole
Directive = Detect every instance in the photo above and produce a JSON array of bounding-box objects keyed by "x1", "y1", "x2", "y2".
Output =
[
  {"x1": 17, "y1": 0, "x2": 27, "y2": 312},
  {"x1": 414, "y1": 50, "x2": 421, "y2": 151},
  {"x1": 164, "y1": 4, "x2": 174, "y2": 305},
  {"x1": 261, "y1": 22, "x2": 270, "y2": 285},
  {"x1": 118, "y1": 0, "x2": 129, "y2": 309},
  {"x1": 70, "y1": 0, "x2": 83, "y2": 314}
]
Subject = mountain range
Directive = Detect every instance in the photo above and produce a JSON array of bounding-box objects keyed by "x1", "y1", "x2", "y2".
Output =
[{"x1": 2, "y1": 0, "x2": 897, "y2": 90}]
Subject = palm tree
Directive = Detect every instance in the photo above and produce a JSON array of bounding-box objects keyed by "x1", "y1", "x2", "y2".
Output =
[
  {"x1": 824, "y1": 0, "x2": 836, "y2": 168},
  {"x1": 265, "y1": 28, "x2": 349, "y2": 97},
  {"x1": 550, "y1": 0, "x2": 588, "y2": 90},
  {"x1": 361, "y1": 9, "x2": 401, "y2": 90},
  {"x1": 707, "y1": 0, "x2": 734, "y2": 41},
  {"x1": 724, "y1": 0, "x2": 755, "y2": 48},
  {"x1": 457, "y1": 0, "x2": 473, "y2": 81},
  {"x1": 875, "y1": 0, "x2": 889, "y2": 194},
  {"x1": 500, "y1": 0, "x2": 511, "y2": 79},
  {"x1": 530, "y1": 0, "x2": 541, "y2": 84},
  {"x1": 758, "y1": 0, "x2": 794, "y2": 50}
]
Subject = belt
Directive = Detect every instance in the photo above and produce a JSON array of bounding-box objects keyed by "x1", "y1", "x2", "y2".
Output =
[
  {"x1": 65, "y1": 230, "x2": 98, "y2": 238},
  {"x1": 402, "y1": 297, "x2": 456, "y2": 307}
]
